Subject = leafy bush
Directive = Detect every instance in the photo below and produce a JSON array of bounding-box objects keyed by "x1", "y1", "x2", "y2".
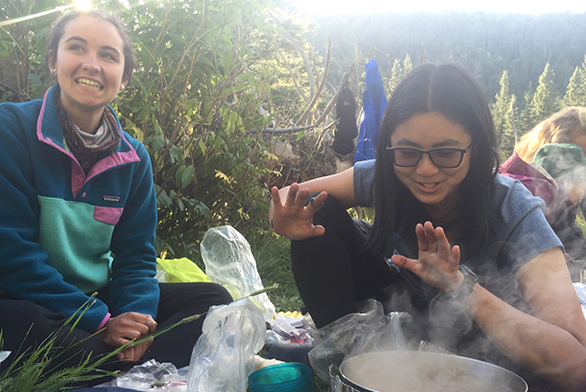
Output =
[{"x1": 110, "y1": 0, "x2": 284, "y2": 254}]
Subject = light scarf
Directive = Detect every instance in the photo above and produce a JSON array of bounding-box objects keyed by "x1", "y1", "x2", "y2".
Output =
[{"x1": 53, "y1": 85, "x2": 121, "y2": 169}]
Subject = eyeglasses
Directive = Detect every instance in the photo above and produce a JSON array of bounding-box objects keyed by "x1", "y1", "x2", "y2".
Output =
[{"x1": 386, "y1": 142, "x2": 473, "y2": 168}]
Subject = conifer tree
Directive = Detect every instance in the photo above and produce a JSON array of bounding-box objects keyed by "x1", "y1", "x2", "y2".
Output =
[
  {"x1": 518, "y1": 81, "x2": 536, "y2": 136},
  {"x1": 491, "y1": 70, "x2": 517, "y2": 157},
  {"x1": 563, "y1": 67, "x2": 583, "y2": 107},
  {"x1": 563, "y1": 56, "x2": 586, "y2": 107},
  {"x1": 388, "y1": 58, "x2": 403, "y2": 94},
  {"x1": 530, "y1": 63, "x2": 560, "y2": 123},
  {"x1": 403, "y1": 54, "x2": 413, "y2": 76}
]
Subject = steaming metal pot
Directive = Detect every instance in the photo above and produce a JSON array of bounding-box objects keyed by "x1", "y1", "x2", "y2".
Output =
[{"x1": 337, "y1": 351, "x2": 528, "y2": 392}]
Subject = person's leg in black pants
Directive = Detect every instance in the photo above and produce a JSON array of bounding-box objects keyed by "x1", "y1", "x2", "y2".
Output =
[
  {"x1": 0, "y1": 282, "x2": 231, "y2": 383},
  {"x1": 0, "y1": 298, "x2": 128, "y2": 384},
  {"x1": 144, "y1": 282, "x2": 232, "y2": 367},
  {"x1": 291, "y1": 195, "x2": 395, "y2": 328}
]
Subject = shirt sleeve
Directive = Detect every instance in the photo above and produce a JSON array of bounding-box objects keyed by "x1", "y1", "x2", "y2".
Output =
[
  {"x1": 0, "y1": 103, "x2": 109, "y2": 333},
  {"x1": 492, "y1": 175, "x2": 563, "y2": 272},
  {"x1": 107, "y1": 139, "x2": 160, "y2": 318}
]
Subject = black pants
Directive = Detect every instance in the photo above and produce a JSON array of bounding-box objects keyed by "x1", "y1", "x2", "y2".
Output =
[
  {"x1": 291, "y1": 194, "x2": 398, "y2": 329},
  {"x1": 0, "y1": 282, "x2": 232, "y2": 383}
]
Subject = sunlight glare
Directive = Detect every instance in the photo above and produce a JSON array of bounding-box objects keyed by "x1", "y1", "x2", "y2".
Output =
[
  {"x1": 292, "y1": 0, "x2": 586, "y2": 15},
  {"x1": 74, "y1": 0, "x2": 93, "y2": 11}
]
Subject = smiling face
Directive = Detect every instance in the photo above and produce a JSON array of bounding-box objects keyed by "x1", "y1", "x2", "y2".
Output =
[
  {"x1": 49, "y1": 15, "x2": 126, "y2": 129},
  {"x1": 390, "y1": 111, "x2": 473, "y2": 218}
]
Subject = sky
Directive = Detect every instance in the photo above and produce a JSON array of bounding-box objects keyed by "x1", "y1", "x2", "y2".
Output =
[{"x1": 291, "y1": 0, "x2": 586, "y2": 15}]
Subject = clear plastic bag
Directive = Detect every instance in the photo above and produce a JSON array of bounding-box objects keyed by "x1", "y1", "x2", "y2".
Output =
[
  {"x1": 187, "y1": 298, "x2": 266, "y2": 392},
  {"x1": 201, "y1": 226, "x2": 275, "y2": 321},
  {"x1": 305, "y1": 299, "x2": 406, "y2": 382}
]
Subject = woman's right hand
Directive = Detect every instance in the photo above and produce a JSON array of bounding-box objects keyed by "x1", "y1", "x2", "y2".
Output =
[
  {"x1": 270, "y1": 183, "x2": 328, "y2": 240},
  {"x1": 96, "y1": 312, "x2": 157, "y2": 362}
]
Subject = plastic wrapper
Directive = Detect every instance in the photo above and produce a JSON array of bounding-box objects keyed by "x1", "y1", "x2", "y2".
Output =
[
  {"x1": 306, "y1": 299, "x2": 406, "y2": 382},
  {"x1": 201, "y1": 226, "x2": 275, "y2": 321},
  {"x1": 0, "y1": 351, "x2": 10, "y2": 364},
  {"x1": 114, "y1": 360, "x2": 185, "y2": 390},
  {"x1": 574, "y1": 282, "x2": 586, "y2": 303},
  {"x1": 186, "y1": 297, "x2": 266, "y2": 392},
  {"x1": 268, "y1": 313, "x2": 310, "y2": 341},
  {"x1": 574, "y1": 282, "x2": 586, "y2": 318},
  {"x1": 93, "y1": 360, "x2": 187, "y2": 391}
]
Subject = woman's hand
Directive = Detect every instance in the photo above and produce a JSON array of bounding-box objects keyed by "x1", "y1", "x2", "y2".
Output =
[
  {"x1": 270, "y1": 183, "x2": 328, "y2": 241},
  {"x1": 390, "y1": 221, "x2": 464, "y2": 291},
  {"x1": 96, "y1": 312, "x2": 157, "y2": 362}
]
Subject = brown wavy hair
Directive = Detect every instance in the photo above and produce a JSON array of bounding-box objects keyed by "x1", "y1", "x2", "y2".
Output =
[{"x1": 515, "y1": 107, "x2": 586, "y2": 162}]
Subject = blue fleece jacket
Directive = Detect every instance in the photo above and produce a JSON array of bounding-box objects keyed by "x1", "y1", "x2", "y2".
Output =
[{"x1": 0, "y1": 86, "x2": 159, "y2": 333}]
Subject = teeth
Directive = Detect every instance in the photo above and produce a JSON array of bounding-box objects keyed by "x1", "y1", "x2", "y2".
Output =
[
  {"x1": 421, "y1": 183, "x2": 438, "y2": 188},
  {"x1": 76, "y1": 78, "x2": 103, "y2": 90}
]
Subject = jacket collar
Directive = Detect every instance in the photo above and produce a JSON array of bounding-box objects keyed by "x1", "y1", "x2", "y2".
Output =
[
  {"x1": 36, "y1": 85, "x2": 139, "y2": 166},
  {"x1": 36, "y1": 86, "x2": 141, "y2": 197}
]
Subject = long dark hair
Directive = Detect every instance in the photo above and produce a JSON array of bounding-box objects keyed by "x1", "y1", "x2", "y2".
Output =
[
  {"x1": 46, "y1": 9, "x2": 136, "y2": 82},
  {"x1": 370, "y1": 63, "x2": 499, "y2": 260}
]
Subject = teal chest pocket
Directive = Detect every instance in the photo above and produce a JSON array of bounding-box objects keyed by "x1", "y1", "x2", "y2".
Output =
[{"x1": 38, "y1": 196, "x2": 123, "y2": 293}]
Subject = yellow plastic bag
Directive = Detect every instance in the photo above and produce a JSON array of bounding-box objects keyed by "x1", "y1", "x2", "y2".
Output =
[{"x1": 156, "y1": 257, "x2": 210, "y2": 283}]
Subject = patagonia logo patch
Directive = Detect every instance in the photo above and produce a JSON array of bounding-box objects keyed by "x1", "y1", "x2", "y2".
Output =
[{"x1": 102, "y1": 194, "x2": 121, "y2": 203}]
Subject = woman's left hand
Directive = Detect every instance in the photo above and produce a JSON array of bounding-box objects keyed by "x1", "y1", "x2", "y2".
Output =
[
  {"x1": 390, "y1": 221, "x2": 464, "y2": 291},
  {"x1": 97, "y1": 312, "x2": 157, "y2": 362}
]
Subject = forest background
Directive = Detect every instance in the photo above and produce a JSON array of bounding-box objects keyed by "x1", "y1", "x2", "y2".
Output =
[{"x1": 3, "y1": 0, "x2": 586, "y2": 309}]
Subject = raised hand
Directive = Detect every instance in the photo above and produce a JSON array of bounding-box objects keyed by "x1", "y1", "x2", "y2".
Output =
[
  {"x1": 97, "y1": 312, "x2": 157, "y2": 362},
  {"x1": 390, "y1": 221, "x2": 464, "y2": 291},
  {"x1": 270, "y1": 183, "x2": 328, "y2": 240}
]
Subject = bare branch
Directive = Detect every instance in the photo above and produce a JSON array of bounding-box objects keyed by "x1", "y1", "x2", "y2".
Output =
[
  {"x1": 296, "y1": 37, "x2": 332, "y2": 125},
  {"x1": 279, "y1": 29, "x2": 315, "y2": 99},
  {"x1": 273, "y1": 37, "x2": 310, "y2": 104},
  {"x1": 314, "y1": 65, "x2": 354, "y2": 127}
]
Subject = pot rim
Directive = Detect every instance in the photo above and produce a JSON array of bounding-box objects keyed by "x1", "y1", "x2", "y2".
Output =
[{"x1": 339, "y1": 350, "x2": 528, "y2": 392}]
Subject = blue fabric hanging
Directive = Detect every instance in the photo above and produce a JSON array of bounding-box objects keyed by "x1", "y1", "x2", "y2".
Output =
[{"x1": 354, "y1": 60, "x2": 388, "y2": 163}]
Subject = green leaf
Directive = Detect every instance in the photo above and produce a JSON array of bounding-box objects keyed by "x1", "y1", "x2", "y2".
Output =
[
  {"x1": 296, "y1": 130, "x2": 305, "y2": 141},
  {"x1": 153, "y1": 135, "x2": 165, "y2": 152},
  {"x1": 176, "y1": 165, "x2": 194, "y2": 188},
  {"x1": 27, "y1": 73, "x2": 41, "y2": 85},
  {"x1": 155, "y1": 186, "x2": 172, "y2": 208},
  {"x1": 199, "y1": 140, "x2": 207, "y2": 155},
  {"x1": 195, "y1": 202, "x2": 210, "y2": 217},
  {"x1": 169, "y1": 145, "x2": 183, "y2": 163}
]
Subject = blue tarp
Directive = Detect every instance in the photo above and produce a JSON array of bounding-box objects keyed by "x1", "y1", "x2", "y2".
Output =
[{"x1": 354, "y1": 59, "x2": 388, "y2": 163}]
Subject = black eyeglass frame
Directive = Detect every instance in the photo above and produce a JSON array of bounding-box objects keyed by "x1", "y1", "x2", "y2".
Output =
[{"x1": 385, "y1": 142, "x2": 473, "y2": 168}]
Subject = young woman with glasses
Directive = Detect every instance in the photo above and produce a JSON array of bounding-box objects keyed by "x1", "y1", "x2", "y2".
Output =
[{"x1": 270, "y1": 63, "x2": 586, "y2": 391}]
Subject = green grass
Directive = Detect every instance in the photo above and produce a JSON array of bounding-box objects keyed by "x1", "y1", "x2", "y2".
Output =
[{"x1": 250, "y1": 230, "x2": 303, "y2": 313}]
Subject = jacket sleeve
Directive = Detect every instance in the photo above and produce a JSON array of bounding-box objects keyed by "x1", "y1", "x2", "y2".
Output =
[
  {"x1": 0, "y1": 104, "x2": 109, "y2": 333},
  {"x1": 107, "y1": 139, "x2": 160, "y2": 318}
]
